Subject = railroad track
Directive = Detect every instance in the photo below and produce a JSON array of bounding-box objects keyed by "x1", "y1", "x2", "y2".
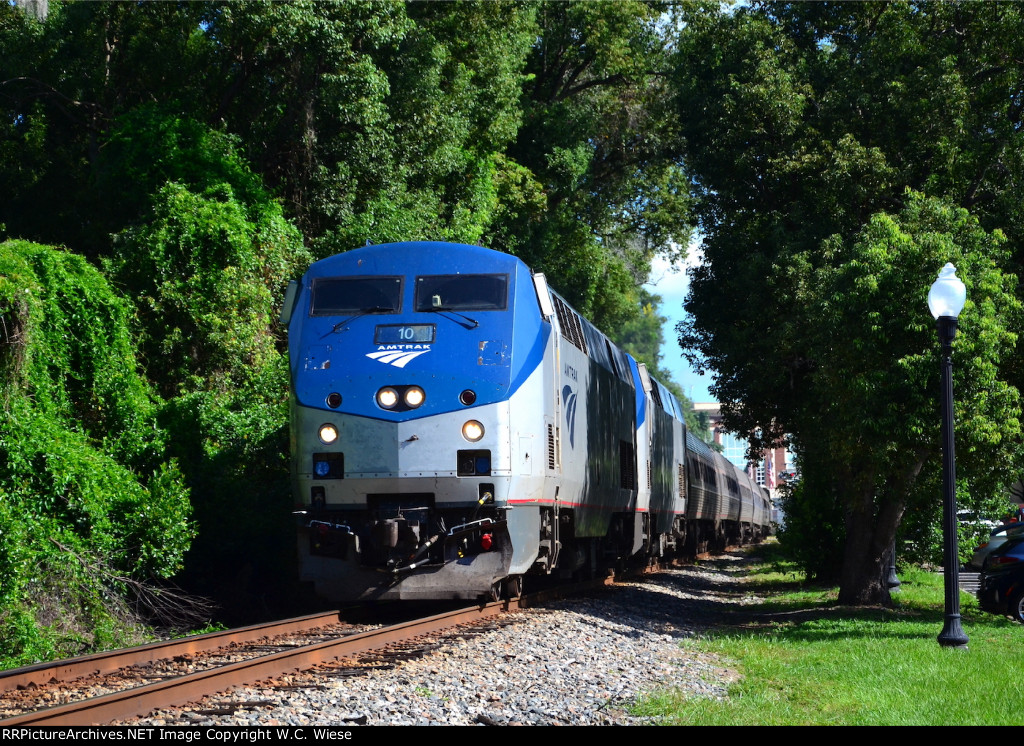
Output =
[{"x1": 0, "y1": 599, "x2": 528, "y2": 726}]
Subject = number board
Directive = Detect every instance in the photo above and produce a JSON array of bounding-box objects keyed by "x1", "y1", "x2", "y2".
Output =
[{"x1": 374, "y1": 324, "x2": 436, "y2": 344}]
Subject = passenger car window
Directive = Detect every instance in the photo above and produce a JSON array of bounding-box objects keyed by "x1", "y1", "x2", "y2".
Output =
[
  {"x1": 415, "y1": 274, "x2": 508, "y2": 311},
  {"x1": 311, "y1": 277, "x2": 402, "y2": 315}
]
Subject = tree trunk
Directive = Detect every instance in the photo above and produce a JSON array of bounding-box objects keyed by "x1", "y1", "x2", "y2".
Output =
[
  {"x1": 837, "y1": 488, "x2": 906, "y2": 606},
  {"x1": 836, "y1": 454, "x2": 925, "y2": 606}
]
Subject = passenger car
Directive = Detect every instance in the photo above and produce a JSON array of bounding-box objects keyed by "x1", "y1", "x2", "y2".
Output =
[
  {"x1": 977, "y1": 535, "x2": 1024, "y2": 623},
  {"x1": 967, "y1": 522, "x2": 1024, "y2": 571}
]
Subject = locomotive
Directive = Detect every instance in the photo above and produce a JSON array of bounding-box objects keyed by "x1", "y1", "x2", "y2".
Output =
[{"x1": 281, "y1": 241, "x2": 771, "y2": 601}]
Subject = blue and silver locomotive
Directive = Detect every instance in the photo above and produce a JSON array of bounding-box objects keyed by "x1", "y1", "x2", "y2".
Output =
[{"x1": 281, "y1": 242, "x2": 769, "y2": 601}]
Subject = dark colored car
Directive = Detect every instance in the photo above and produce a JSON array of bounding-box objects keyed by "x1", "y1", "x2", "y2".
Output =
[
  {"x1": 968, "y1": 522, "x2": 1024, "y2": 571},
  {"x1": 977, "y1": 535, "x2": 1024, "y2": 623}
]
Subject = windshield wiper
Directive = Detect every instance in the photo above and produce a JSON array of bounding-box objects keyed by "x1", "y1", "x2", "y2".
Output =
[
  {"x1": 423, "y1": 306, "x2": 479, "y2": 329},
  {"x1": 322, "y1": 307, "x2": 393, "y2": 337}
]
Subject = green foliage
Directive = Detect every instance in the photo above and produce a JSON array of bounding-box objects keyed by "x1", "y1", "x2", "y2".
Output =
[
  {"x1": 0, "y1": 0, "x2": 690, "y2": 332},
  {"x1": 97, "y1": 106, "x2": 311, "y2": 400},
  {"x1": 614, "y1": 287, "x2": 666, "y2": 369},
  {"x1": 193, "y1": 0, "x2": 411, "y2": 249},
  {"x1": 97, "y1": 107, "x2": 276, "y2": 242},
  {"x1": 108, "y1": 179, "x2": 307, "y2": 397},
  {"x1": 492, "y1": 0, "x2": 690, "y2": 331},
  {"x1": 0, "y1": 240, "x2": 193, "y2": 663},
  {"x1": 803, "y1": 195, "x2": 1020, "y2": 484},
  {"x1": 0, "y1": 1, "x2": 213, "y2": 254},
  {"x1": 158, "y1": 359, "x2": 297, "y2": 620},
  {"x1": 899, "y1": 483, "x2": 1010, "y2": 567},
  {"x1": 674, "y1": 3, "x2": 1024, "y2": 601},
  {"x1": 0, "y1": 1, "x2": 700, "y2": 633},
  {"x1": 1, "y1": 241, "x2": 159, "y2": 467},
  {"x1": 102, "y1": 123, "x2": 310, "y2": 618},
  {"x1": 775, "y1": 472, "x2": 846, "y2": 582},
  {"x1": 773, "y1": 194, "x2": 1021, "y2": 588}
]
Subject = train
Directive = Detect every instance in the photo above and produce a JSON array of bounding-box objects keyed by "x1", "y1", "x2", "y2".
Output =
[{"x1": 280, "y1": 241, "x2": 772, "y2": 602}]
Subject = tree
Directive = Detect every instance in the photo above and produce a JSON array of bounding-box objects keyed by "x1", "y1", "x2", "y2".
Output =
[
  {"x1": 493, "y1": 0, "x2": 690, "y2": 331},
  {"x1": 0, "y1": 0, "x2": 212, "y2": 255},
  {"x1": 793, "y1": 195, "x2": 1020, "y2": 602},
  {"x1": 101, "y1": 117, "x2": 312, "y2": 620},
  {"x1": 193, "y1": 1, "x2": 538, "y2": 257},
  {"x1": 673, "y1": 2, "x2": 1024, "y2": 603},
  {"x1": 0, "y1": 240, "x2": 194, "y2": 663},
  {"x1": 0, "y1": 0, "x2": 702, "y2": 622}
]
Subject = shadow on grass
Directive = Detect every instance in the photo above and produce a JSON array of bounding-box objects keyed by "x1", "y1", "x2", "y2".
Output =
[
  {"x1": 684, "y1": 542, "x2": 1021, "y2": 644},
  {"x1": 548, "y1": 540, "x2": 1023, "y2": 654}
]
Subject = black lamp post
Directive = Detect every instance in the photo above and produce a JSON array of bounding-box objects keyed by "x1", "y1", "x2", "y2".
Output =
[
  {"x1": 885, "y1": 540, "x2": 901, "y2": 592},
  {"x1": 928, "y1": 263, "x2": 968, "y2": 649}
]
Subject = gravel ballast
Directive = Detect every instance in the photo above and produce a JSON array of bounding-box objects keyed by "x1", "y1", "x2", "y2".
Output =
[{"x1": 131, "y1": 552, "x2": 759, "y2": 726}]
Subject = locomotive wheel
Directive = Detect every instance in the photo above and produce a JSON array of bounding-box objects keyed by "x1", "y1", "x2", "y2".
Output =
[
  {"x1": 488, "y1": 582, "x2": 502, "y2": 602},
  {"x1": 503, "y1": 575, "x2": 523, "y2": 599}
]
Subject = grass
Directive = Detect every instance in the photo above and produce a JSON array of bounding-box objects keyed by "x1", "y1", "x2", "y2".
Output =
[{"x1": 632, "y1": 542, "x2": 1023, "y2": 725}]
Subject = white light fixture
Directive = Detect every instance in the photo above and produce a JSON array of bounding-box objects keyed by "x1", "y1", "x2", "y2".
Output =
[
  {"x1": 376, "y1": 387, "x2": 399, "y2": 409},
  {"x1": 928, "y1": 263, "x2": 967, "y2": 320},
  {"x1": 462, "y1": 420, "x2": 484, "y2": 442},
  {"x1": 404, "y1": 386, "x2": 426, "y2": 408}
]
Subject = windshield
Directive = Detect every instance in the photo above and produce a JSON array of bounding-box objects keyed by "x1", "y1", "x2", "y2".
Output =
[
  {"x1": 415, "y1": 274, "x2": 508, "y2": 312},
  {"x1": 311, "y1": 277, "x2": 402, "y2": 316}
]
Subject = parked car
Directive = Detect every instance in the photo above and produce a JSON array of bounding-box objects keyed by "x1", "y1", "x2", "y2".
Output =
[
  {"x1": 958, "y1": 510, "x2": 999, "y2": 532},
  {"x1": 977, "y1": 535, "x2": 1024, "y2": 623},
  {"x1": 967, "y1": 522, "x2": 1024, "y2": 571}
]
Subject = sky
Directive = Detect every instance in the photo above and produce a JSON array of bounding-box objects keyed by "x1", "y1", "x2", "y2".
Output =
[{"x1": 643, "y1": 245, "x2": 717, "y2": 405}]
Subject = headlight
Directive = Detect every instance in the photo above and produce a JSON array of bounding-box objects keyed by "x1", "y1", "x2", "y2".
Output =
[
  {"x1": 404, "y1": 386, "x2": 425, "y2": 408},
  {"x1": 318, "y1": 424, "x2": 339, "y2": 444},
  {"x1": 462, "y1": 420, "x2": 484, "y2": 442},
  {"x1": 376, "y1": 385, "x2": 425, "y2": 411},
  {"x1": 376, "y1": 387, "x2": 399, "y2": 409}
]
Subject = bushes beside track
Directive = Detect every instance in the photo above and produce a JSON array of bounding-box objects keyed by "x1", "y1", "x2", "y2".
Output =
[{"x1": 0, "y1": 240, "x2": 194, "y2": 666}]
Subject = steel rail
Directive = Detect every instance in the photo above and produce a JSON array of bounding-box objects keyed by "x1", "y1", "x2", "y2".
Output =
[
  {"x1": 0, "y1": 601, "x2": 514, "y2": 726},
  {"x1": 0, "y1": 610, "x2": 345, "y2": 694}
]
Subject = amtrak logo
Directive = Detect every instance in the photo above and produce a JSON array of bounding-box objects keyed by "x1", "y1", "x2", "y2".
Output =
[
  {"x1": 562, "y1": 385, "x2": 578, "y2": 448},
  {"x1": 366, "y1": 345, "x2": 431, "y2": 368}
]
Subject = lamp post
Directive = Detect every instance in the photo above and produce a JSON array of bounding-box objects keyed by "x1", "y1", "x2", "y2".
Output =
[
  {"x1": 885, "y1": 540, "x2": 901, "y2": 592},
  {"x1": 928, "y1": 263, "x2": 968, "y2": 649}
]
